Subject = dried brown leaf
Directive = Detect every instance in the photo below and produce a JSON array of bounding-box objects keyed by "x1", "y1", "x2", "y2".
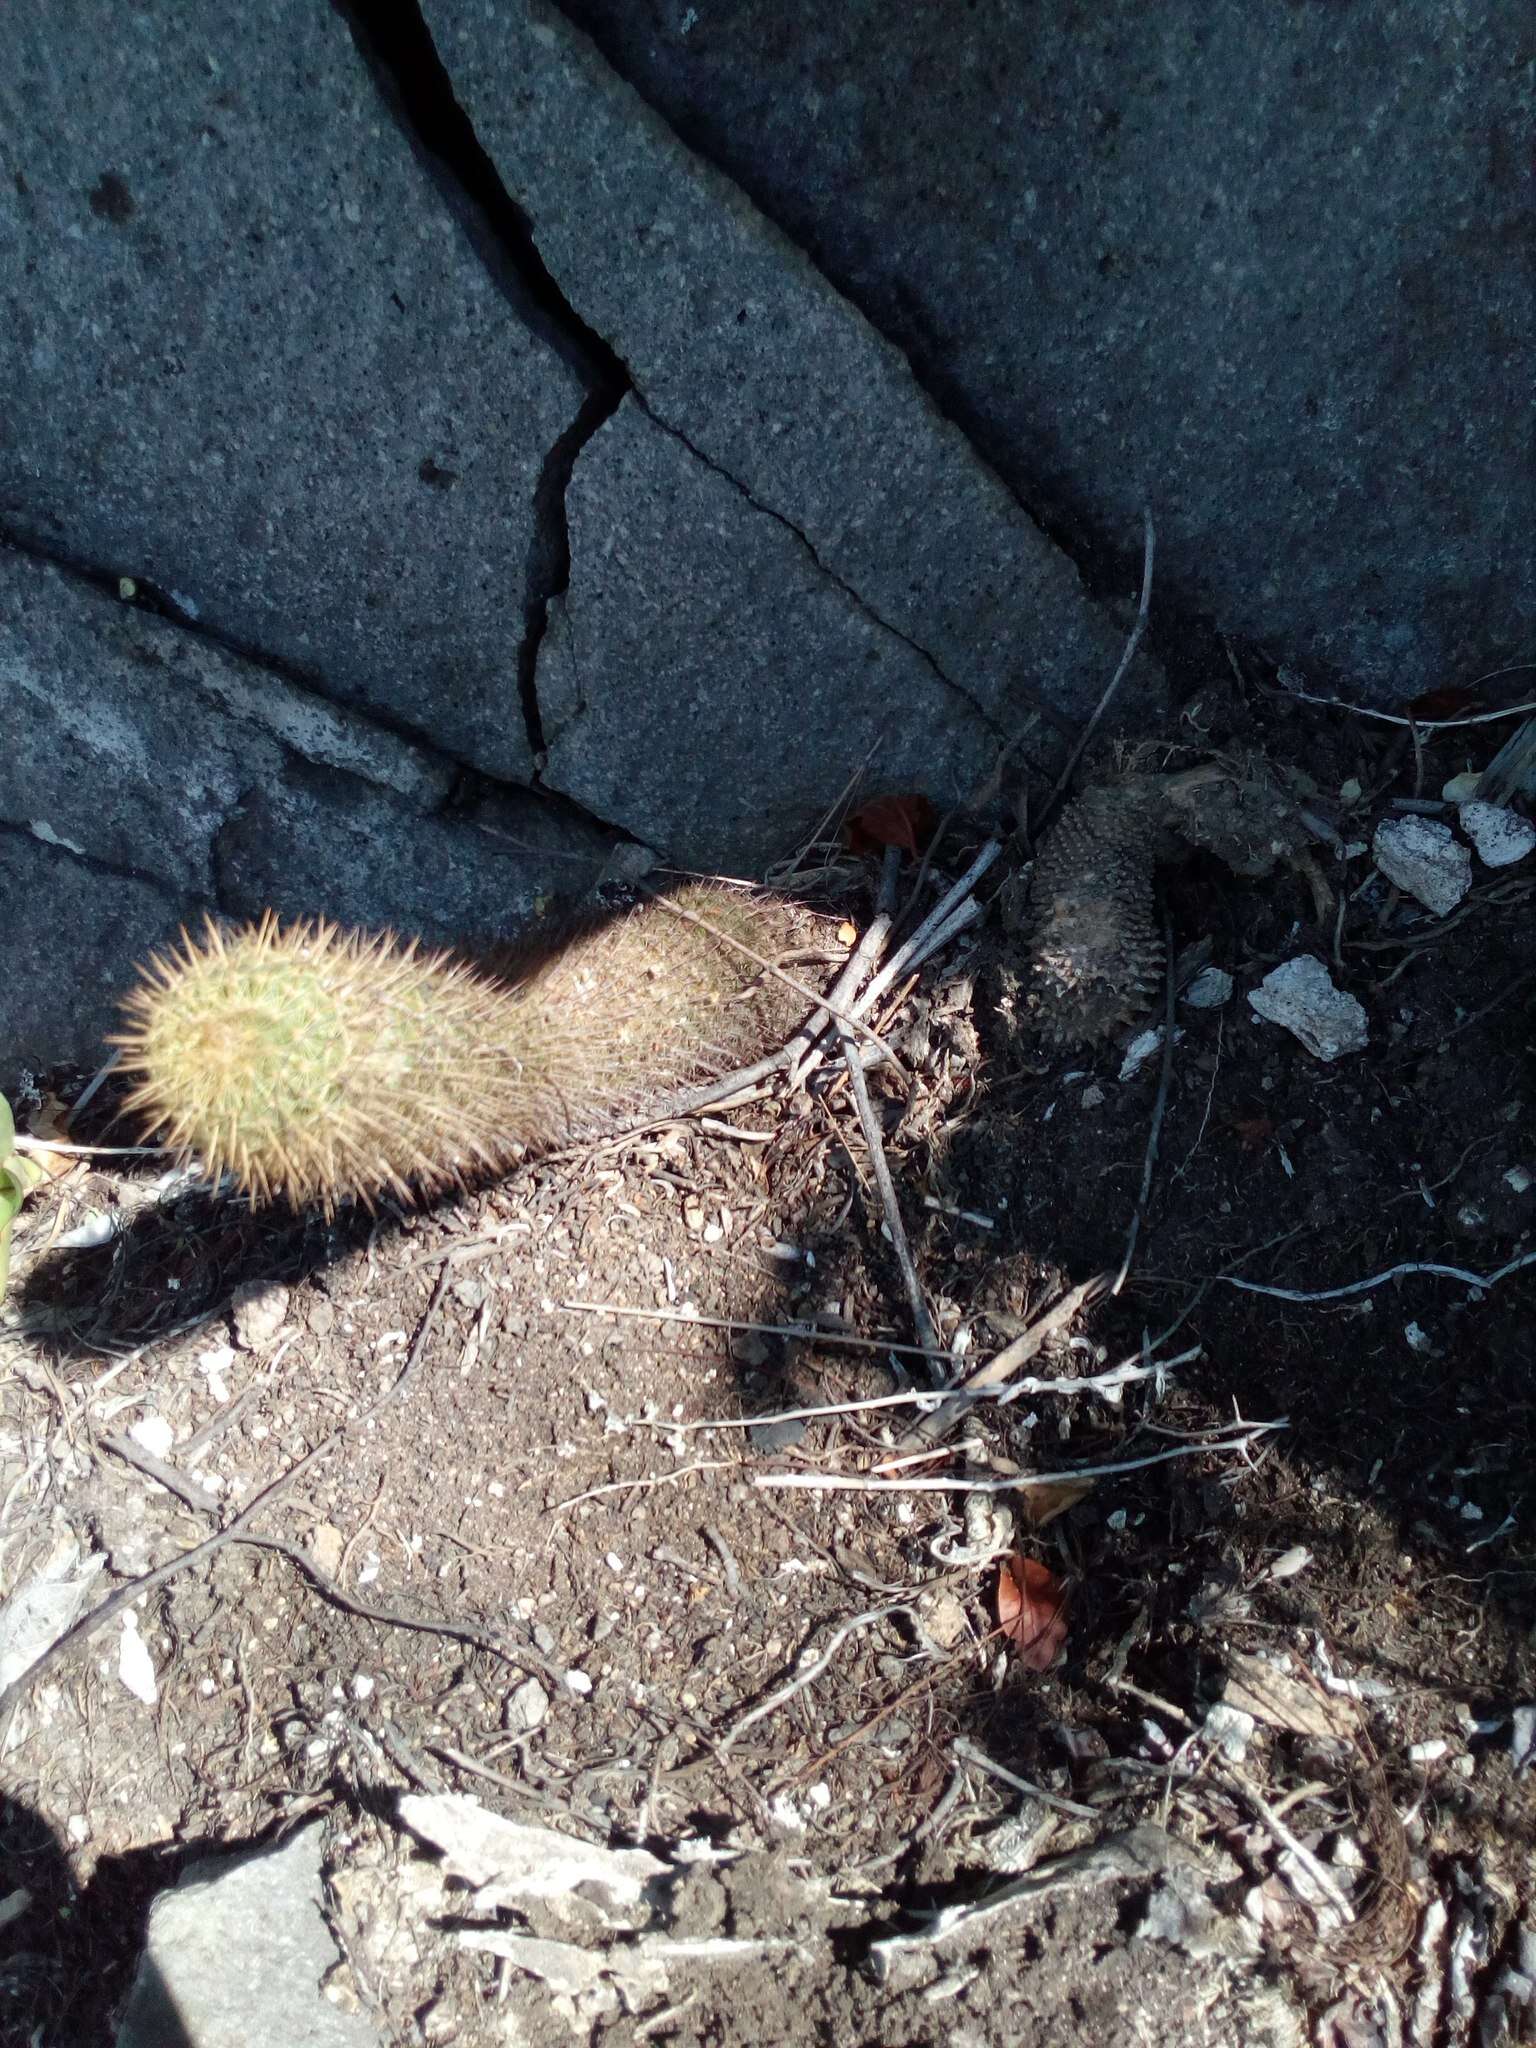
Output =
[{"x1": 996, "y1": 1554, "x2": 1069, "y2": 1671}]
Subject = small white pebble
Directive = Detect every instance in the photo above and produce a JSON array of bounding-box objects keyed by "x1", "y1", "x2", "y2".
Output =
[
  {"x1": 128, "y1": 1413, "x2": 176, "y2": 1460},
  {"x1": 1459, "y1": 800, "x2": 1535, "y2": 868},
  {"x1": 564, "y1": 1668, "x2": 593, "y2": 1696}
]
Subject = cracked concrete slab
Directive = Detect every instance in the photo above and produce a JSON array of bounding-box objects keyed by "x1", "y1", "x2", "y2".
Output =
[
  {"x1": 539, "y1": 400, "x2": 1001, "y2": 869},
  {"x1": 0, "y1": 2, "x2": 592, "y2": 779},
  {"x1": 0, "y1": 553, "x2": 623, "y2": 1090},
  {"x1": 421, "y1": 0, "x2": 1160, "y2": 741},
  {"x1": 555, "y1": 0, "x2": 1534, "y2": 700},
  {"x1": 215, "y1": 760, "x2": 614, "y2": 947},
  {"x1": 0, "y1": 830, "x2": 179, "y2": 1083},
  {"x1": 1, "y1": 552, "x2": 449, "y2": 899}
]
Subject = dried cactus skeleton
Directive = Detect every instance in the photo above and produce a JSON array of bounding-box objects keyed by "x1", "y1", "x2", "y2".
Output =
[
  {"x1": 1026, "y1": 755, "x2": 1324, "y2": 1044},
  {"x1": 115, "y1": 884, "x2": 803, "y2": 1209},
  {"x1": 1025, "y1": 778, "x2": 1168, "y2": 1045}
]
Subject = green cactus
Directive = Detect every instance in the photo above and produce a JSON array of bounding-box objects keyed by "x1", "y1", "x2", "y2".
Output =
[
  {"x1": 0, "y1": 1095, "x2": 49, "y2": 1299},
  {"x1": 113, "y1": 885, "x2": 803, "y2": 1209}
]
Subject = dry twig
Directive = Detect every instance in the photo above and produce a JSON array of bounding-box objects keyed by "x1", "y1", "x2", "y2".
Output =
[{"x1": 0, "y1": 1269, "x2": 451, "y2": 1732}]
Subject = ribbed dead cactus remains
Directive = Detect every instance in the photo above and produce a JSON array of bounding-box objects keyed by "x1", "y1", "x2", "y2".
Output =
[
  {"x1": 1027, "y1": 758, "x2": 1311, "y2": 1044},
  {"x1": 1026, "y1": 778, "x2": 1168, "y2": 1044},
  {"x1": 115, "y1": 884, "x2": 804, "y2": 1209}
]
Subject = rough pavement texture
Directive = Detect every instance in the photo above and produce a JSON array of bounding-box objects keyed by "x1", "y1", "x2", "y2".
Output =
[
  {"x1": 421, "y1": 0, "x2": 1162, "y2": 746},
  {"x1": 539, "y1": 400, "x2": 1003, "y2": 868},
  {"x1": 115, "y1": 1822, "x2": 381, "y2": 2048},
  {"x1": 557, "y1": 0, "x2": 1535, "y2": 699},
  {"x1": 0, "y1": 2, "x2": 592, "y2": 779},
  {"x1": 1, "y1": 831, "x2": 176, "y2": 1087},
  {"x1": 214, "y1": 758, "x2": 613, "y2": 945},
  {"x1": 0, "y1": 553, "x2": 617, "y2": 1084},
  {"x1": 1, "y1": 552, "x2": 447, "y2": 899}
]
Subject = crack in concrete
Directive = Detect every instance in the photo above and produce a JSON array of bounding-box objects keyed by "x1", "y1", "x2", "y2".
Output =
[
  {"x1": 626, "y1": 395, "x2": 1008, "y2": 743},
  {"x1": 521, "y1": 387, "x2": 627, "y2": 761},
  {"x1": 0, "y1": 528, "x2": 475, "y2": 791},
  {"x1": 339, "y1": 6, "x2": 1027, "y2": 762},
  {"x1": 539, "y1": 0, "x2": 1146, "y2": 628},
  {"x1": 0, "y1": 815, "x2": 194, "y2": 908},
  {"x1": 331, "y1": 0, "x2": 632, "y2": 767}
]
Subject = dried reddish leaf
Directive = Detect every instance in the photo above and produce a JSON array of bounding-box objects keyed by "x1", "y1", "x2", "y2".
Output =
[
  {"x1": 844, "y1": 792, "x2": 937, "y2": 858},
  {"x1": 996, "y1": 1553, "x2": 1069, "y2": 1670},
  {"x1": 1229, "y1": 1114, "x2": 1275, "y2": 1152},
  {"x1": 1018, "y1": 1476, "x2": 1095, "y2": 1531},
  {"x1": 20, "y1": 1094, "x2": 76, "y2": 1185}
]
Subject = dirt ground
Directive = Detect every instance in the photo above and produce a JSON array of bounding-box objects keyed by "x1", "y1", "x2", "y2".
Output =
[{"x1": 2, "y1": 670, "x2": 1534, "y2": 2047}]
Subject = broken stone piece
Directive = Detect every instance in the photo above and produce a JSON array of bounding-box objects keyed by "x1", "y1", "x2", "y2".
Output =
[
  {"x1": 116, "y1": 1823, "x2": 379, "y2": 2048},
  {"x1": 1458, "y1": 799, "x2": 1536, "y2": 868},
  {"x1": 1371, "y1": 815, "x2": 1472, "y2": 915},
  {"x1": 1182, "y1": 965, "x2": 1234, "y2": 1010},
  {"x1": 1248, "y1": 957, "x2": 1368, "y2": 1061}
]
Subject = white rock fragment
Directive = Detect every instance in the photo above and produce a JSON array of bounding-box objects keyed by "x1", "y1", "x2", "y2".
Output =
[
  {"x1": 1458, "y1": 800, "x2": 1536, "y2": 868},
  {"x1": 1203, "y1": 1701, "x2": 1255, "y2": 1762},
  {"x1": 1119, "y1": 1025, "x2": 1182, "y2": 1082},
  {"x1": 1505, "y1": 1166, "x2": 1533, "y2": 1195},
  {"x1": 1372, "y1": 815, "x2": 1472, "y2": 915},
  {"x1": 506, "y1": 1676, "x2": 550, "y2": 1733},
  {"x1": 1441, "y1": 770, "x2": 1483, "y2": 803},
  {"x1": 118, "y1": 1612, "x2": 159, "y2": 1705},
  {"x1": 128, "y1": 1413, "x2": 176, "y2": 1460},
  {"x1": 54, "y1": 1210, "x2": 116, "y2": 1250},
  {"x1": 231, "y1": 1280, "x2": 291, "y2": 1351},
  {"x1": 1182, "y1": 966, "x2": 1233, "y2": 1010},
  {"x1": 1263, "y1": 1544, "x2": 1314, "y2": 1583},
  {"x1": 1248, "y1": 957, "x2": 1368, "y2": 1061}
]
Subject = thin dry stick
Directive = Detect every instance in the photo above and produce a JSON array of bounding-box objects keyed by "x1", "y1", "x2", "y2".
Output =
[
  {"x1": 641, "y1": 885, "x2": 904, "y2": 1072},
  {"x1": 754, "y1": 1426, "x2": 1281, "y2": 1494},
  {"x1": 665, "y1": 1346, "x2": 1197, "y2": 1436},
  {"x1": 237, "y1": 1533, "x2": 562, "y2": 1682},
  {"x1": 719, "y1": 1602, "x2": 904, "y2": 1753},
  {"x1": 98, "y1": 1431, "x2": 222, "y2": 1515},
  {"x1": 838, "y1": 1016, "x2": 938, "y2": 1354},
  {"x1": 560, "y1": 1297, "x2": 963, "y2": 1363},
  {"x1": 0, "y1": 1268, "x2": 450, "y2": 1733},
  {"x1": 1216, "y1": 1764, "x2": 1357, "y2": 1927},
  {"x1": 13, "y1": 1136, "x2": 165, "y2": 1158},
  {"x1": 1223, "y1": 1246, "x2": 1536, "y2": 1304},
  {"x1": 1038, "y1": 508, "x2": 1155, "y2": 836},
  {"x1": 1112, "y1": 917, "x2": 1177, "y2": 1295},
  {"x1": 899, "y1": 1271, "x2": 1111, "y2": 1451},
  {"x1": 851, "y1": 842, "x2": 1001, "y2": 1022},
  {"x1": 790, "y1": 845, "x2": 900, "y2": 1083},
  {"x1": 1278, "y1": 686, "x2": 1536, "y2": 731},
  {"x1": 952, "y1": 1736, "x2": 1101, "y2": 1820}
]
